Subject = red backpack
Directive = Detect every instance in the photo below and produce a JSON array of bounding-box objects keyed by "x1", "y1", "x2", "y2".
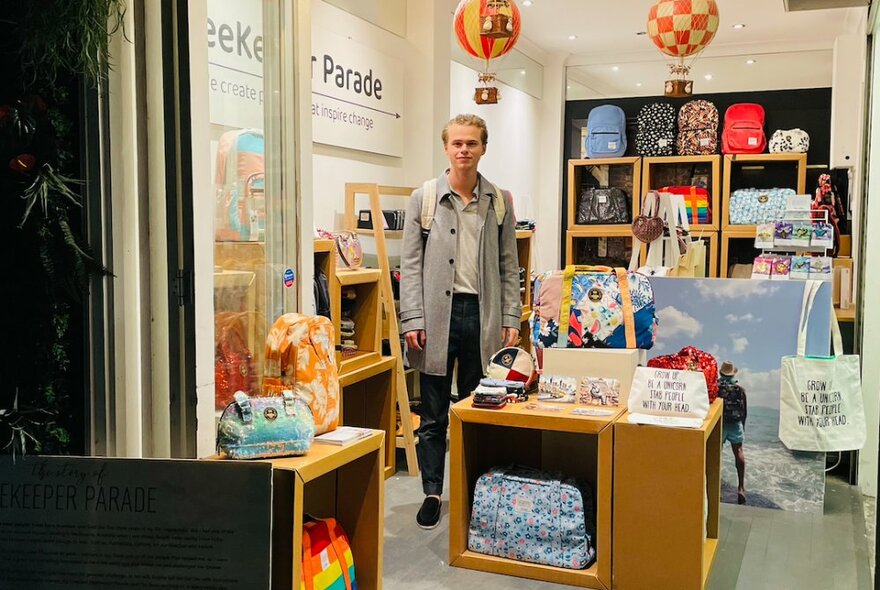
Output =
[
  {"x1": 214, "y1": 312, "x2": 258, "y2": 412},
  {"x1": 722, "y1": 103, "x2": 766, "y2": 154},
  {"x1": 647, "y1": 346, "x2": 719, "y2": 403}
]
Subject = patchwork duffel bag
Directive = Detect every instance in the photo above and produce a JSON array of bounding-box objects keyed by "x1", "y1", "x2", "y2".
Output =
[
  {"x1": 531, "y1": 266, "x2": 656, "y2": 351},
  {"x1": 468, "y1": 466, "x2": 597, "y2": 570}
]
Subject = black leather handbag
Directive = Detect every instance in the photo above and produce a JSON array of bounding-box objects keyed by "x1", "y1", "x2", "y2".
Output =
[{"x1": 576, "y1": 187, "x2": 630, "y2": 225}]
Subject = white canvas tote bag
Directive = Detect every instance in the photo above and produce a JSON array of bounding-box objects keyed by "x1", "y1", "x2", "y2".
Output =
[
  {"x1": 779, "y1": 280, "x2": 866, "y2": 452},
  {"x1": 628, "y1": 366, "x2": 710, "y2": 428}
]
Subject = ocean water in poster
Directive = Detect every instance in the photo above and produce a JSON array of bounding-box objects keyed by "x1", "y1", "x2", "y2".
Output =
[{"x1": 649, "y1": 277, "x2": 831, "y2": 512}]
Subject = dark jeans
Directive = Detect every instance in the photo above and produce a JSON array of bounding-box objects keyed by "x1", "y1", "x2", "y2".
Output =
[{"x1": 418, "y1": 294, "x2": 482, "y2": 496}]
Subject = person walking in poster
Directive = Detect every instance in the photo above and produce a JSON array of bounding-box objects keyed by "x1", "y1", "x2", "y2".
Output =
[{"x1": 719, "y1": 361, "x2": 748, "y2": 504}]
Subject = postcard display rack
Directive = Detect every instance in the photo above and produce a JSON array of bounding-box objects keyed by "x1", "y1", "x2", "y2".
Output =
[{"x1": 447, "y1": 349, "x2": 722, "y2": 589}]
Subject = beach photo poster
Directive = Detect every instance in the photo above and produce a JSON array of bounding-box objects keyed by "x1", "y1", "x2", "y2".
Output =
[{"x1": 649, "y1": 278, "x2": 832, "y2": 512}]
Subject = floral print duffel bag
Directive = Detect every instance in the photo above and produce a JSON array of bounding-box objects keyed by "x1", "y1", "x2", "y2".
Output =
[
  {"x1": 530, "y1": 266, "x2": 657, "y2": 351},
  {"x1": 468, "y1": 466, "x2": 597, "y2": 570}
]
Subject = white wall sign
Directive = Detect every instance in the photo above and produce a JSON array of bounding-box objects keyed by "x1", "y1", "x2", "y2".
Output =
[
  {"x1": 311, "y1": 31, "x2": 404, "y2": 157},
  {"x1": 207, "y1": 0, "x2": 264, "y2": 130}
]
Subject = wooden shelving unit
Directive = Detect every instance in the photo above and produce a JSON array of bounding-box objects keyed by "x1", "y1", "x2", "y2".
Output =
[
  {"x1": 565, "y1": 157, "x2": 641, "y2": 269},
  {"x1": 642, "y1": 155, "x2": 721, "y2": 230},
  {"x1": 266, "y1": 431, "x2": 385, "y2": 590},
  {"x1": 516, "y1": 230, "x2": 534, "y2": 352},
  {"x1": 613, "y1": 401, "x2": 722, "y2": 590},
  {"x1": 566, "y1": 226, "x2": 635, "y2": 267},
  {"x1": 344, "y1": 183, "x2": 420, "y2": 477},
  {"x1": 721, "y1": 153, "x2": 807, "y2": 233},
  {"x1": 449, "y1": 398, "x2": 620, "y2": 589}
]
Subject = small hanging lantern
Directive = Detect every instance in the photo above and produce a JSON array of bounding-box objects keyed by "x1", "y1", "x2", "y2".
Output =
[
  {"x1": 454, "y1": 0, "x2": 522, "y2": 105},
  {"x1": 647, "y1": 0, "x2": 719, "y2": 97}
]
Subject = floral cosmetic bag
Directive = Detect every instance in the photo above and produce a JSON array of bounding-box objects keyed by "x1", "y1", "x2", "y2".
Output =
[{"x1": 728, "y1": 188, "x2": 795, "y2": 225}]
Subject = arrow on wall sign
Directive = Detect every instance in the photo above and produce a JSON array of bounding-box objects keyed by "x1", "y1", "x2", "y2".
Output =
[{"x1": 313, "y1": 91, "x2": 400, "y2": 118}]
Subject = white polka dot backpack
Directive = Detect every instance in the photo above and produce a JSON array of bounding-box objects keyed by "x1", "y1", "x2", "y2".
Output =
[{"x1": 769, "y1": 128, "x2": 810, "y2": 153}]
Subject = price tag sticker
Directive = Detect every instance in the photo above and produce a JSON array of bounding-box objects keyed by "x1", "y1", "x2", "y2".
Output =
[
  {"x1": 699, "y1": 138, "x2": 711, "y2": 146},
  {"x1": 608, "y1": 141, "x2": 618, "y2": 150},
  {"x1": 748, "y1": 137, "x2": 759, "y2": 146},
  {"x1": 658, "y1": 138, "x2": 669, "y2": 147}
]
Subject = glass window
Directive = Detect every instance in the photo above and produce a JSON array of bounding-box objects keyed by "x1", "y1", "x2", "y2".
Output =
[{"x1": 199, "y1": 0, "x2": 292, "y2": 419}]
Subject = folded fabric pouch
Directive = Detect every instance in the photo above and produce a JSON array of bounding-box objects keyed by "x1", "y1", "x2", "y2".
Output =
[
  {"x1": 472, "y1": 385, "x2": 509, "y2": 410},
  {"x1": 479, "y1": 378, "x2": 528, "y2": 402}
]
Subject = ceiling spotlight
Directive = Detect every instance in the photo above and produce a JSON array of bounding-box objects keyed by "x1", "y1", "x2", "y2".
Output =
[
  {"x1": 746, "y1": 59, "x2": 756, "y2": 65},
  {"x1": 520, "y1": 70, "x2": 526, "y2": 75},
  {"x1": 636, "y1": 82, "x2": 643, "y2": 87},
  {"x1": 567, "y1": 85, "x2": 572, "y2": 90},
  {"x1": 733, "y1": 23, "x2": 746, "y2": 29},
  {"x1": 636, "y1": 31, "x2": 647, "y2": 36},
  {"x1": 568, "y1": 35, "x2": 578, "y2": 40},
  {"x1": 612, "y1": 66, "x2": 620, "y2": 72},
  {"x1": 522, "y1": 0, "x2": 532, "y2": 5},
  {"x1": 704, "y1": 74, "x2": 713, "y2": 80}
]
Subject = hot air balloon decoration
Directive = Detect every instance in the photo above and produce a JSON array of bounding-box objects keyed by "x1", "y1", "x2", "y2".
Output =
[
  {"x1": 454, "y1": 0, "x2": 522, "y2": 105},
  {"x1": 647, "y1": 0, "x2": 720, "y2": 97}
]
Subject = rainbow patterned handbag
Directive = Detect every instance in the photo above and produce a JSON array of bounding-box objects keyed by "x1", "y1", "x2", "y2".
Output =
[
  {"x1": 662, "y1": 185, "x2": 711, "y2": 225},
  {"x1": 468, "y1": 466, "x2": 596, "y2": 569},
  {"x1": 217, "y1": 391, "x2": 315, "y2": 459},
  {"x1": 301, "y1": 517, "x2": 356, "y2": 590},
  {"x1": 531, "y1": 266, "x2": 656, "y2": 351}
]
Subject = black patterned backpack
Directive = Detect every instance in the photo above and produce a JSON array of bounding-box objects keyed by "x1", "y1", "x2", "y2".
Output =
[
  {"x1": 677, "y1": 100, "x2": 719, "y2": 155},
  {"x1": 636, "y1": 103, "x2": 676, "y2": 157}
]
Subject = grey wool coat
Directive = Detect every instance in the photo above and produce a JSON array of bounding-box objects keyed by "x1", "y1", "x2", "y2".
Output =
[{"x1": 399, "y1": 171, "x2": 521, "y2": 376}]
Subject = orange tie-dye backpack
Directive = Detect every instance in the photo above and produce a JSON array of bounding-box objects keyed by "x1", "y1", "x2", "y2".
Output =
[{"x1": 263, "y1": 313, "x2": 339, "y2": 434}]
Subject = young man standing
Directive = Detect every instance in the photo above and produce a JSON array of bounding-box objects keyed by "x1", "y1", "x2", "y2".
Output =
[{"x1": 399, "y1": 114, "x2": 521, "y2": 529}]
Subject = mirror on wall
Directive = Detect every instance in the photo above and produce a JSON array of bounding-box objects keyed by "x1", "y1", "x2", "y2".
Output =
[
  {"x1": 565, "y1": 50, "x2": 833, "y2": 100},
  {"x1": 452, "y1": 42, "x2": 544, "y2": 100}
]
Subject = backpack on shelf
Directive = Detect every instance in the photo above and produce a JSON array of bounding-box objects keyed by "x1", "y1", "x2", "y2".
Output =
[
  {"x1": 636, "y1": 102, "x2": 676, "y2": 157},
  {"x1": 214, "y1": 129, "x2": 265, "y2": 241},
  {"x1": 719, "y1": 380, "x2": 747, "y2": 423},
  {"x1": 677, "y1": 100, "x2": 719, "y2": 155},
  {"x1": 262, "y1": 313, "x2": 339, "y2": 435},
  {"x1": 585, "y1": 105, "x2": 627, "y2": 158},
  {"x1": 214, "y1": 312, "x2": 258, "y2": 412},
  {"x1": 314, "y1": 267, "x2": 331, "y2": 319},
  {"x1": 722, "y1": 103, "x2": 766, "y2": 154},
  {"x1": 302, "y1": 517, "x2": 356, "y2": 590}
]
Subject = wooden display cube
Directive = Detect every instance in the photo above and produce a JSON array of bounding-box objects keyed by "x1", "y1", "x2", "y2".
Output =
[
  {"x1": 566, "y1": 226, "x2": 634, "y2": 267},
  {"x1": 337, "y1": 268, "x2": 382, "y2": 373},
  {"x1": 449, "y1": 399, "x2": 620, "y2": 589},
  {"x1": 642, "y1": 155, "x2": 721, "y2": 230},
  {"x1": 339, "y1": 356, "x2": 397, "y2": 478},
  {"x1": 721, "y1": 153, "x2": 807, "y2": 232},
  {"x1": 720, "y1": 229, "x2": 760, "y2": 278},
  {"x1": 266, "y1": 432, "x2": 385, "y2": 590},
  {"x1": 612, "y1": 401, "x2": 722, "y2": 590},
  {"x1": 692, "y1": 231, "x2": 719, "y2": 278},
  {"x1": 568, "y1": 157, "x2": 642, "y2": 230}
]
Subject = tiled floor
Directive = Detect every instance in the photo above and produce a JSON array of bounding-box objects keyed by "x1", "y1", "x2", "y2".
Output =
[{"x1": 382, "y1": 452, "x2": 874, "y2": 589}]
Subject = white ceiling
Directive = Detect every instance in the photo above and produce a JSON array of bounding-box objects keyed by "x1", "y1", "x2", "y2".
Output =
[{"x1": 512, "y1": 0, "x2": 868, "y2": 98}]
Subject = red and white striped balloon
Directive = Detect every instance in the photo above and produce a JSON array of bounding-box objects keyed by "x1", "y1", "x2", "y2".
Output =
[{"x1": 454, "y1": 0, "x2": 522, "y2": 65}]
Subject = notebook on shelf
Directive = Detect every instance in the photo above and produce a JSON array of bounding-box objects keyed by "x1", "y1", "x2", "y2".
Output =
[{"x1": 314, "y1": 426, "x2": 375, "y2": 446}]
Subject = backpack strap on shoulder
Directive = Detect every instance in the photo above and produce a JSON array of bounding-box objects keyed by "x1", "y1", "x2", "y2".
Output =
[
  {"x1": 490, "y1": 182, "x2": 507, "y2": 226},
  {"x1": 420, "y1": 179, "x2": 438, "y2": 230}
]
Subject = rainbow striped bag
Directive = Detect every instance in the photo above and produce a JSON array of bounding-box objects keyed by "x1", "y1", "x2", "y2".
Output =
[
  {"x1": 662, "y1": 185, "x2": 711, "y2": 225},
  {"x1": 301, "y1": 518, "x2": 356, "y2": 590}
]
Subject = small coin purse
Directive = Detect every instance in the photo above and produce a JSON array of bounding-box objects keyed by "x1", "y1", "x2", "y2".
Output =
[{"x1": 217, "y1": 390, "x2": 316, "y2": 459}]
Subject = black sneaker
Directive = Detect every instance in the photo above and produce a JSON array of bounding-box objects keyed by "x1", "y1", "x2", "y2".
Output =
[{"x1": 416, "y1": 496, "x2": 441, "y2": 529}]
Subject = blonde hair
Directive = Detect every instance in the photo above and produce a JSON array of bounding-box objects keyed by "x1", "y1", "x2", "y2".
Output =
[{"x1": 442, "y1": 114, "x2": 488, "y2": 145}]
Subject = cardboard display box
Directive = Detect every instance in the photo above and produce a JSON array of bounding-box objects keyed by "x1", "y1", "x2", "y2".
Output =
[{"x1": 541, "y1": 348, "x2": 645, "y2": 407}]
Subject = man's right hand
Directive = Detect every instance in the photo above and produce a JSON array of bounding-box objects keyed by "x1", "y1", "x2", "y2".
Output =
[{"x1": 405, "y1": 330, "x2": 426, "y2": 352}]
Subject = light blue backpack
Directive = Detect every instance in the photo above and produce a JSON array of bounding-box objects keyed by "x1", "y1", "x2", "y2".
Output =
[{"x1": 585, "y1": 105, "x2": 627, "y2": 158}]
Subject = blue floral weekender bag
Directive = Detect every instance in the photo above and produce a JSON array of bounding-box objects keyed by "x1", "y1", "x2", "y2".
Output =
[{"x1": 468, "y1": 466, "x2": 597, "y2": 570}]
